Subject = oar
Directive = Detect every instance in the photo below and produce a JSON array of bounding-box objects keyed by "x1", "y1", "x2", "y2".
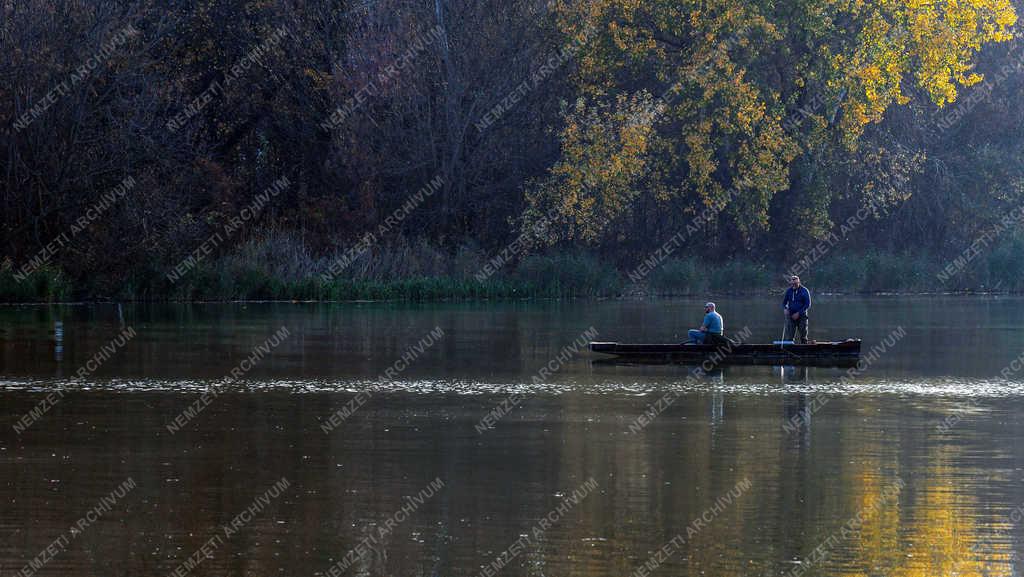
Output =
[{"x1": 779, "y1": 316, "x2": 803, "y2": 360}]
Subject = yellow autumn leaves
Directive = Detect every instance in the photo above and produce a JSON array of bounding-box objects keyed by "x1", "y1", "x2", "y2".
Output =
[
  {"x1": 524, "y1": 0, "x2": 1017, "y2": 248},
  {"x1": 837, "y1": 0, "x2": 1016, "y2": 140}
]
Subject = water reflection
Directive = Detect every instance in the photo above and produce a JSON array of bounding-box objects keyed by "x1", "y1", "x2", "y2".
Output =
[
  {"x1": 0, "y1": 296, "x2": 1023, "y2": 382},
  {"x1": 53, "y1": 319, "x2": 63, "y2": 363},
  {"x1": 0, "y1": 298, "x2": 1022, "y2": 576}
]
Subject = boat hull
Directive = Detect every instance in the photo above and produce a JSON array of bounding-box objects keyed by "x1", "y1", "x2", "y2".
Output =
[{"x1": 589, "y1": 339, "x2": 862, "y2": 367}]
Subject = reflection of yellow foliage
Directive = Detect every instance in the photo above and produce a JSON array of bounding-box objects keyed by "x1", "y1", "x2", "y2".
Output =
[
  {"x1": 843, "y1": 473, "x2": 903, "y2": 577},
  {"x1": 888, "y1": 450, "x2": 1012, "y2": 577},
  {"x1": 841, "y1": 446, "x2": 1012, "y2": 577}
]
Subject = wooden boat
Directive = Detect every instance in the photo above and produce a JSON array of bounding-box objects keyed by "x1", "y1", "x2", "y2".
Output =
[{"x1": 589, "y1": 339, "x2": 862, "y2": 367}]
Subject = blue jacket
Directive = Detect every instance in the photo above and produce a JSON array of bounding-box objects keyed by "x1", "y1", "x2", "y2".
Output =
[
  {"x1": 703, "y1": 311, "x2": 723, "y2": 334},
  {"x1": 783, "y1": 286, "x2": 811, "y2": 318}
]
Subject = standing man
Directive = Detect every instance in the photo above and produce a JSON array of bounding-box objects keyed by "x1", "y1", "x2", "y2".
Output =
[
  {"x1": 782, "y1": 275, "x2": 811, "y2": 344},
  {"x1": 687, "y1": 302, "x2": 726, "y2": 345}
]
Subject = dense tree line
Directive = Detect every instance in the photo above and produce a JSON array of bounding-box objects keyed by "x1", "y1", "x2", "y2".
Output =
[{"x1": 1, "y1": 0, "x2": 1021, "y2": 298}]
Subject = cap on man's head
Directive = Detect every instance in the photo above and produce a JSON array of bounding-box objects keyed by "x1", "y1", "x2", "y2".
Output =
[
  {"x1": 705, "y1": 302, "x2": 715, "y2": 309},
  {"x1": 790, "y1": 275, "x2": 800, "y2": 282}
]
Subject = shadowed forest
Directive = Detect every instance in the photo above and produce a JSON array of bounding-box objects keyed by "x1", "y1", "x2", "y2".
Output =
[{"x1": 2, "y1": 0, "x2": 1022, "y2": 301}]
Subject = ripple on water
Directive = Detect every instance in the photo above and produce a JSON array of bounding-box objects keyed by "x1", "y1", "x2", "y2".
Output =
[{"x1": 3, "y1": 376, "x2": 1024, "y2": 397}]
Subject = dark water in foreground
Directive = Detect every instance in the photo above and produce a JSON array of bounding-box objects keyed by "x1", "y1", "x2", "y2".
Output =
[{"x1": 2, "y1": 296, "x2": 1024, "y2": 577}]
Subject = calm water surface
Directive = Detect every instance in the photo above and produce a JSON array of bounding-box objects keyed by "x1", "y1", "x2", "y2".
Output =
[{"x1": 2, "y1": 296, "x2": 1024, "y2": 577}]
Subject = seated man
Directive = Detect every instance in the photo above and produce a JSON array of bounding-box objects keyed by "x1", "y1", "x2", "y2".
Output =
[{"x1": 687, "y1": 302, "x2": 726, "y2": 345}]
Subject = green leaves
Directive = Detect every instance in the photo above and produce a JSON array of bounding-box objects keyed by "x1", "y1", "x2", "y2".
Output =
[{"x1": 527, "y1": 0, "x2": 1016, "y2": 253}]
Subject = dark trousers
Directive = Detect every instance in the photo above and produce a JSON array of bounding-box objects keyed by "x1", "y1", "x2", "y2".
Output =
[
  {"x1": 784, "y1": 314, "x2": 809, "y2": 343},
  {"x1": 703, "y1": 332, "x2": 730, "y2": 346}
]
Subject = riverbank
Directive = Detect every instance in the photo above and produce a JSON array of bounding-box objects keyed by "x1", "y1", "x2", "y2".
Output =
[{"x1": 2, "y1": 246, "x2": 1020, "y2": 303}]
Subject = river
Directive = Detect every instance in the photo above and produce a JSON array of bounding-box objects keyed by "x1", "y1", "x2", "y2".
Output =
[{"x1": 2, "y1": 296, "x2": 1023, "y2": 576}]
